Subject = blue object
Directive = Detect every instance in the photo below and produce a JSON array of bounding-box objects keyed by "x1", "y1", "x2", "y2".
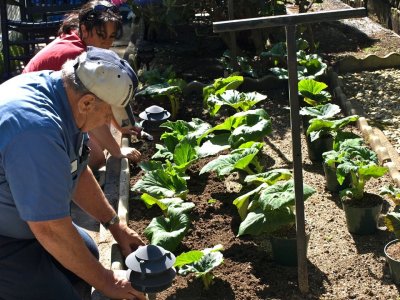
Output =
[{"x1": 0, "y1": 71, "x2": 89, "y2": 239}]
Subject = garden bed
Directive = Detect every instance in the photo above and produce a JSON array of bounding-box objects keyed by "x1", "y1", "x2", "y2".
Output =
[{"x1": 127, "y1": 88, "x2": 399, "y2": 299}]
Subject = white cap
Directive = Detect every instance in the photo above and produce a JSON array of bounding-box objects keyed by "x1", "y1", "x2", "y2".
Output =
[{"x1": 74, "y1": 46, "x2": 138, "y2": 126}]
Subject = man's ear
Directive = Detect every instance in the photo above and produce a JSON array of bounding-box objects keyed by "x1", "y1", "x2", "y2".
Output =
[{"x1": 77, "y1": 94, "x2": 96, "y2": 114}]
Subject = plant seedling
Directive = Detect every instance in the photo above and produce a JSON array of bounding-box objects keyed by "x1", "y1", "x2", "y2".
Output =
[{"x1": 175, "y1": 244, "x2": 224, "y2": 290}]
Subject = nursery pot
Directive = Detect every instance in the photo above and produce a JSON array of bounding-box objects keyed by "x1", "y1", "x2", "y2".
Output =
[
  {"x1": 342, "y1": 201, "x2": 382, "y2": 235},
  {"x1": 138, "y1": 105, "x2": 170, "y2": 139},
  {"x1": 306, "y1": 134, "x2": 333, "y2": 163},
  {"x1": 322, "y1": 162, "x2": 350, "y2": 192},
  {"x1": 125, "y1": 244, "x2": 176, "y2": 293},
  {"x1": 270, "y1": 233, "x2": 311, "y2": 266},
  {"x1": 384, "y1": 239, "x2": 400, "y2": 284}
]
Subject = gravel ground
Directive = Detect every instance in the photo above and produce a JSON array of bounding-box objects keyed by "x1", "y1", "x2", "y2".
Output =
[{"x1": 340, "y1": 69, "x2": 400, "y2": 154}]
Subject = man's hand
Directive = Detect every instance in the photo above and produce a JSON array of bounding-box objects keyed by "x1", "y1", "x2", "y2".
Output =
[
  {"x1": 110, "y1": 222, "x2": 145, "y2": 257},
  {"x1": 120, "y1": 125, "x2": 142, "y2": 136},
  {"x1": 119, "y1": 147, "x2": 142, "y2": 163},
  {"x1": 100, "y1": 269, "x2": 147, "y2": 300}
]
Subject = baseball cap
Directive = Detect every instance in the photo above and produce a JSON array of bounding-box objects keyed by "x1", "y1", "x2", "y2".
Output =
[{"x1": 74, "y1": 46, "x2": 138, "y2": 127}]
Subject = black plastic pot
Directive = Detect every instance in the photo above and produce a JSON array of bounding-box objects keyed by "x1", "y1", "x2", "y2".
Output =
[
  {"x1": 342, "y1": 202, "x2": 382, "y2": 235},
  {"x1": 322, "y1": 162, "x2": 350, "y2": 192},
  {"x1": 306, "y1": 134, "x2": 333, "y2": 163},
  {"x1": 384, "y1": 239, "x2": 400, "y2": 284},
  {"x1": 270, "y1": 233, "x2": 311, "y2": 266}
]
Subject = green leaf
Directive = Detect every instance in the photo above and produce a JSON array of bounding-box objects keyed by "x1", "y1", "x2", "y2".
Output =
[
  {"x1": 132, "y1": 169, "x2": 188, "y2": 198},
  {"x1": 237, "y1": 210, "x2": 267, "y2": 236},
  {"x1": 207, "y1": 90, "x2": 267, "y2": 116},
  {"x1": 385, "y1": 212, "x2": 400, "y2": 238},
  {"x1": 258, "y1": 180, "x2": 316, "y2": 211},
  {"x1": 173, "y1": 139, "x2": 198, "y2": 171},
  {"x1": 199, "y1": 142, "x2": 264, "y2": 176},
  {"x1": 144, "y1": 213, "x2": 190, "y2": 252},
  {"x1": 233, "y1": 184, "x2": 266, "y2": 220},
  {"x1": 298, "y1": 79, "x2": 331, "y2": 106},
  {"x1": 300, "y1": 103, "x2": 341, "y2": 119},
  {"x1": 174, "y1": 250, "x2": 204, "y2": 268},
  {"x1": 202, "y1": 75, "x2": 244, "y2": 102},
  {"x1": 244, "y1": 169, "x2": 293, "y2": 185},
  {"x1": 197, "y1": 134, "x2": 231, "y2": 158}
]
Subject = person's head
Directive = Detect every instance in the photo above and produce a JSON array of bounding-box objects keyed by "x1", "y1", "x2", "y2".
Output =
[
  {"x1": 59, "y1": 0, "x2": 122, "y2": 49},
  {"x1": 62, "y1": 46, "x2": 138, "y2": 132}
]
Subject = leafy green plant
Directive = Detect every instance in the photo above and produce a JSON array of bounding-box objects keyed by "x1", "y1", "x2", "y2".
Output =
[
  {"x1": 140, "y1": 65, "x2": 177, "y2": 86},
  {"x1": 298, "y1": 78, "x2": 331, "y2": 106},
  {"x1": 237, "y1": 179, "x2": 316, "y2": 236},
  {"x1": 139, "y1": 193, "x2": 195, "y2": 216},
  {"x1": 174, "y1": 244, "x2": 224, "y2": 290},
  {"x1": 300, "y1": 103, "x2": 341, "y2": 119},
  {"x1": 202, "y1": 75, "x2": 244, "y2": 103},
  {"x1": 218, "y1": 51, "x2": 258, "y2": 78},
  {"x1": 199, "y1": 142, "x2": 264, "y2": 177},
  {"x1": 206, "y1": 90, "x2": 267, "y2": 116},
  {"x1": 233, "y1": 169, "x2": 293, "y2": 220},
  {"x1": 270, "y1": 51, "x2": 327, "y2": 80},
  {"x1": 380, "y1": 185, "x2": 400, "y2": 238},
  {"x1": 159, "y1": 118, "x2": 212, "y2": 153},
  {"x1": 144, "y1": 212, "x2": 191, "y2": 252},
  {"x1": 306, "y1": 115, "x2": 360, "y2": 142},
  {"x1": 336, "y1": 144, "x2": 389, "y2": 201},
  {"x1": 132, "y1": 162, "x2": 188, "y2": 198},
  {"x1": 202, "y1": 108, "x2": 272, "y2": 148}
]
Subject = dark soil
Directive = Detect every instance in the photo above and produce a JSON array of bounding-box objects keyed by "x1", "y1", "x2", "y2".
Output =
[{"x1": 126, "y1": 1, "x2": 400, "y2": 298}]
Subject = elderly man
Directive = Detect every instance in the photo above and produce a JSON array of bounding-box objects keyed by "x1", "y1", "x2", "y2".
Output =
[{"x1": 0, "y1": 47, "x2": 146, "y2": 300}]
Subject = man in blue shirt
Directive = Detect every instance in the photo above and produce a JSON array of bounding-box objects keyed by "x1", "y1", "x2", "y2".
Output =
[{"x1": 0, "y1": 47, "x2": 146, "y2": 300}]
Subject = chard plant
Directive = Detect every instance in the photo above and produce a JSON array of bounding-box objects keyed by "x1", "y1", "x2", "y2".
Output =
[
  {"x1": 144, "y1": 211, "x2": 191, "y2": 252},
  {"x1": 159, "y1": 118, "x2": 212, "y2": 153},
  {"x1": 174, "y1": 244, "x2": 224, "y2": 290},
  {"x1": 132, "y1": 161, "x2": 188, "y2": 199},
  {"x1": 218, "y1": 50, "x2": 258, "y2": 78},
  {"x1": 233, "y1": 169, "x2": 293, "y2": 220},
  {"x1": 270, "y1": 51, "x2": 327, "y2": 80},
  {"x1": 202, "y1": 75, "x2": 244, "y2": 104},
  {"x1": 300, "y1": 103, "x2": 341, "y2": 120},
  {"x1": 201, "y1": 108, "x2": 272, "y2": 149},
  {"x1": 200, "y1": 142, "x2": 264, "y2": 177},
  {"x1": 336, "y1": 144, "x2": 389, "y2": 201},
  {"x1": 306, "y1": 115, "x2": 360, "y2": 142},
  {"x1": 139, "y1": 193, "x2": 195, "y2": 217},
  {"x1": 380, "y1": 185, "x2": 400, "y2": 238},
  {"x1": 298, "y1": 78, "x2": 332, "y2": 107},
  {"x1": 206, "y1": 90, "x2": 267, "y2": 116},
  {"x1": 237, "y1": 179, "x2": 316, "y2": 236}
]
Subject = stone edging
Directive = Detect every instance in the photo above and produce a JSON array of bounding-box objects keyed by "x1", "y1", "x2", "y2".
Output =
[
  {"x1": 328, "y1": 67, "x2": 400, "y2": 187},
  {"x1": 333, "y1": 52, "x2": 400, "y2": 74}
]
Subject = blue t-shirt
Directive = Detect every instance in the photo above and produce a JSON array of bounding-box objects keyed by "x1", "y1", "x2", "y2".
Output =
[{"x1": 0, "y1": 71, "x2": 88, "y2": 239}]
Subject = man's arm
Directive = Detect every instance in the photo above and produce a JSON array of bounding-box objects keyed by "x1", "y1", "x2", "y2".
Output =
[
  {"x1": 73, "y1": 166, "x2": 145, "y2": 255},
  {"x1": 89, "y1": 124, "x2": 142, "y2": 163},
  {"x1": 28, "y1": 217, "x2": 145, "y2": 300}
]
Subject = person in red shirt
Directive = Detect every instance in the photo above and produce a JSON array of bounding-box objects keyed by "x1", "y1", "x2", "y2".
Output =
[{"x1": 24, "y1": 0, "x2": 142, "y2": 170}]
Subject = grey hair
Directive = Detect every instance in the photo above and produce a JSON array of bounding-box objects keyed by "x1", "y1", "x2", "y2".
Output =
[{"x1": 61, "y1": 59, "x2": 90, "y2": 95}]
